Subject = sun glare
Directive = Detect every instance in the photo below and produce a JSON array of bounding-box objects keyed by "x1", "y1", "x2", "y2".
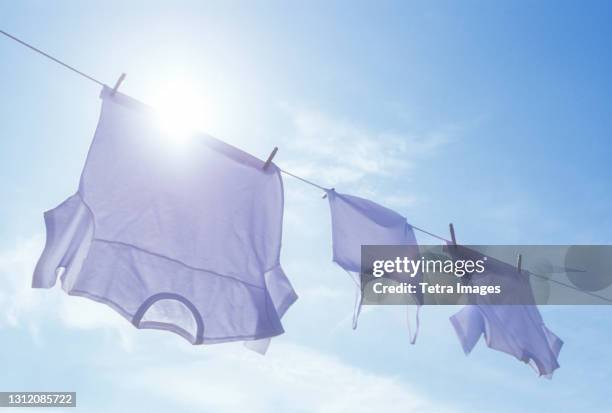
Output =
[{"x1": 149, "y1": 79, "x2": 208, "y2": 144}]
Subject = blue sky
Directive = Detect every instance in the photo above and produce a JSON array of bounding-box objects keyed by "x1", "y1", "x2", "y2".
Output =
[{"x1": 1, "y1": 1, "x2": 612, "y2": 412}]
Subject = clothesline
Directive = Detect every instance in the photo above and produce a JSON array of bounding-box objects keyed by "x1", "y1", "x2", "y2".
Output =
[
  {"x1": 0, "y1": 29, "x2": 106, "y2": 87},
  {"x1": 2, "y1": 28, "x2": 611, "y2": 303}
]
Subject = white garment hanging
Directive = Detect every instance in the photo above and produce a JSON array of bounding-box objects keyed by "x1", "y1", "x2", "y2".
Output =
[
  {"x1": 325, "y1": 189, "x2": 421, "y2": 342},
  {"x1": 33, "y1": 86, "x2": 297, "y2": 350}
]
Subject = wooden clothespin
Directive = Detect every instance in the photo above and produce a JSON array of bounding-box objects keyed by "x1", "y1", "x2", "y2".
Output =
[
  {"x1": 449, "y1": 223, "x2": 457, "y2": 247},
  {"x1": 263, "y1": 147, "x2": 278, "y2": 170},
  {"x1": 111, "y1": 73, "x2": 126, "y2": 96},
  {"x1": 517, "y1": 254, "x2": 523, "y2": 274}
]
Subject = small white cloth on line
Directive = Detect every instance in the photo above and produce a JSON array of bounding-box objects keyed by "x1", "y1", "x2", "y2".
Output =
[{"x1": 325, "y1": 189, "x2": 421, "y2": 342}]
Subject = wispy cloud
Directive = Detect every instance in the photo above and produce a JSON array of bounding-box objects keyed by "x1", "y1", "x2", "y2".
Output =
[
  {"x1": 0, "y1": 236, "x2": 46, "y2": 328},
  {"x1": 0, "y1": 236, "x2": 138, "y2": 350},
  {"x1": 279, "y1": 107, "x2": 454, "y2": 190},
  {"x1": 120, "y1": 342, "x2": 460, "y2": 413}
]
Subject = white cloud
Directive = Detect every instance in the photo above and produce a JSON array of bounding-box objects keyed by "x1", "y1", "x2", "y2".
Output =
[
  {"x1": 279, "y1": 107, "x2": 453, "y2": 189},
  {"x1": 299, "y1": 285, "x2": 349, "y2": 300},
  {"x1": 122, "y1": 342, "x2": 459, "y2": 413},
  {"x1": 56, "y1": 293, "x2": 139, "y2": 351},
  {"x1": 0, "y1": 236, "x2": 46, "y2": 328},
  {"x1": 0, "y1": 235, "x2": 138, "y2": 350}
]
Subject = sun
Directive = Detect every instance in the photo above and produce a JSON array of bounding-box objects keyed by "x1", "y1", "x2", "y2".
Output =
[{"x1": 149, "y1": 79, "x2": 208, "y2": 144}]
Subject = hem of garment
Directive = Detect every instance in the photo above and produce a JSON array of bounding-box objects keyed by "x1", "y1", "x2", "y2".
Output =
[
  {"x1": 457, "y1": 305, "x2": 561, "y2": 377},
  {"x1": 65, "y1": 288, "x2": 287, "y2": 345},
  {"x1": 449, "y1": 312, "x2": 473, "y2": 355}
]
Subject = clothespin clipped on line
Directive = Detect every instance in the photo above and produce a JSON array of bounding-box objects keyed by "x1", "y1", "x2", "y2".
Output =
[
  {"x1": 263, "y1": 147, "x2": 278, "y2": 170},
  {"x1": 111, "y1": 73, "x2": 126, "y2": 96},
  {"x1": 449, "y1": 223, "x2": 457, "y2": 248},
  {"x1": 517, "y1": 253, "x2": 523, "y2": 274},
  {"x1": 322, "y1": 188, "x2": 334, "y2": 199}
]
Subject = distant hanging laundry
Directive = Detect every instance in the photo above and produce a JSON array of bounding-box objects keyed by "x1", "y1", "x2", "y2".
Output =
[
  {"x1": 448, "y1": 245, "x2": 563, "y2": 377},
  {"x1": 325, "y1": 189, "x2": 422, "y2": 342}
]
